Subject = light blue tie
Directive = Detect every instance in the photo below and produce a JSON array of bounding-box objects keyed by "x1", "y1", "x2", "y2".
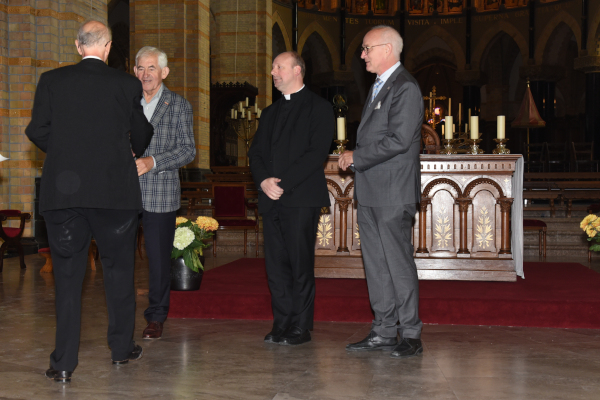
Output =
[{"x1": 370, "y1": 77, "x2": 383, "y2": 105}]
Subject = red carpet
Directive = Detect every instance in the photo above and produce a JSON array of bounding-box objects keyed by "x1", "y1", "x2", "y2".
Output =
[{"x1": 169, "y1": 259, "x2": 600, "y2": 329}]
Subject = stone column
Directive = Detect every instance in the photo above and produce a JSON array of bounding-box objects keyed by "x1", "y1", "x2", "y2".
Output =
[
  {"x1": 130, "y1": 0, "x2": 211, "y2": 173},
  {"x1": 1, "y1": 1, "x2": 102, "y2": 235},
  {"x1": 456, "y1": 198, "x2": 471, "y2": 257},
  {"x1": 210, "y1": 0, "x2": 272, "y2": 165},
  {"x1": 574, "y1": 56, "x2": 600, "y2": 161},
  {"x1": 416, "y1": 198, "x2": 430, "y2": 255}
]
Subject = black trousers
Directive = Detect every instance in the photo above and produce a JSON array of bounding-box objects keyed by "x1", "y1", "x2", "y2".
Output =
[
  {"x1": 44, "y1": 208, "x2": 139, "y2": 371},
  {"x1": 142, "y1": 210, "x2": 176, "y2": 323},
  {"x1": 262, "y1": 203, "x2": 321, "y2": 331}
]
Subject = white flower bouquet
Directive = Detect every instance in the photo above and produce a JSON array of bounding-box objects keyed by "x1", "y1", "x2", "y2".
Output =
[{"x1": 171, "y1": 216, "x2": 219, "y2": 272}]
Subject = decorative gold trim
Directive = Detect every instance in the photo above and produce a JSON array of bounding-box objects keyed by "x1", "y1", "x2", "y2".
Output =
[
  {"x1": 317, "y1": 210, "x2": 332, "y2": 246},
  {"x1": 434, "y1": 204, "x2": 452, "y2": 248},
  {"x1": 475, "y1": 206, "x2": 493, "y2": 248}
]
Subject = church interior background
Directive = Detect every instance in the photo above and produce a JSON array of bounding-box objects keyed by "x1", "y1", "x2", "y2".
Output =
[{"x1": 1, "y1": 0, "x2": 600, "y2": 238}]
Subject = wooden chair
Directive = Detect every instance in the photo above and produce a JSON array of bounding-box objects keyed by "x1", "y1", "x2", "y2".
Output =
[
  {"x1": 211, "y1": 184, "x2": 259, "y2": 256},
  {"x1": 0, "y1": 210, "x2": 32, "y2": 272},
  {"x1": 523, "y1": 219, "x2": 547, "y2": 258},
  {"x1": 570, "y1": 142, "x2": 598, "y2": 172}
]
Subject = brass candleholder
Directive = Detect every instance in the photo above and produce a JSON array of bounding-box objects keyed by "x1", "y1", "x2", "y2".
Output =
[
  {"x1": 493, "y1": 138, "x2": 510, "y2": 154},
  {"x1": 333, "y1": 139, "x2": 348, "y2": 155},
  {"x1": 466, "y1": 138, "x2": 484, "y2": 154},
  {"x1": 441, "y1": 138, "x2": 457, "y2": 155}
]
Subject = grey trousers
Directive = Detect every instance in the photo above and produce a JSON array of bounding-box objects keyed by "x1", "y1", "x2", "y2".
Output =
[{"x1": 357, "y1": 203, "x2": 423, "y2": 339}]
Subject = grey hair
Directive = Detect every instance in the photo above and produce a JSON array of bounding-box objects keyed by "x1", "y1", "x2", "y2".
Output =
[
  {"x1": 370, "y1": 25, "x2": 403, "y2": 59},
  {"x1": 77, "y1": 20, "x2": 111, "y2": 48},
  {"x1": 135, "y1": 46, "x2": 168, "y2": 69}
]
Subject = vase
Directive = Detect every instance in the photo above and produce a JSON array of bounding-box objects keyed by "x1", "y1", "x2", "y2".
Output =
[{"x1": 170, "y1": 256, "x2": 204, "y2": 291}]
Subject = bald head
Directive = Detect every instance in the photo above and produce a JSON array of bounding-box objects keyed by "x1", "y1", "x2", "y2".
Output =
[{"x1": 75, "y1": 20, "x2": 112, "y2": 62}]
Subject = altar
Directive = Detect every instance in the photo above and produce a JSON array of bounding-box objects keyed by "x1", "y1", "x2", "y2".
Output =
[{"x1": 314, "y1": 154, "x2": 524, "y2": 282}]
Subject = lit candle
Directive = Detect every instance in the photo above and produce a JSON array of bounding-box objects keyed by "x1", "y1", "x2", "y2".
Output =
[
  {"x1": 470, "y1": 116, "x2": 479, "y2": 139},
  {"x1": 497, "y1": 115, "x2": 506, "y2": 139},
  {"x1": 434, "y1": 108, "x2": 440, "y2": 115},
  {"x1": 245, "y1": 97, "x2": 249, "y2": 107},
  {"x1": 448, "y1": 98, "x2": 451, "y2": 116},
  {"x1": 337, "y1": 117, "x2": 346, "y2": 140},
  {"x1": 444, "y1": 116, "x2": 453, "y2": 140}
]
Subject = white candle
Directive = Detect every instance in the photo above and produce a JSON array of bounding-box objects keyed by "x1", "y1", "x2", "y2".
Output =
[
  {"x1": 241, "y1": 110, "x2": 245, "y2": 119},
  {"x1": 257, "y1": 109, "x2": 262, "y2": 118},
  {"x1": 470, "y1": 116, "x2": 479, "y2": 139},
  {"x1": 465, "y1": 123, "x2": 468, "y2": 134},
  {"x1": 234, "y1": 110, "x2": 238, "y2": 119},
  {"x1": 453, "y1": 123, "x2": 455, "y2": 133},
  {"x1": 497, "y1": 115, "x2": 506, "y2": 139},
  {"x1": 239, "y1": 102, "x2": 243, "y2": 113},
  {"x1": 444, "y1": 116, "x2": 453, "y2": 140},
  {"x1": 254, "y1": 103, "x2": 258, "y2": 113},
  {"x1": 337, "y1": 117, "x2": 346, "y2": 140},
  {"x1": 247, "y1": 111, "x2": 252, "y2": 121},
  {"x1": 231, "y1": 109, "x2": 234, "y2": 119},
  {"x1": 245, "y1": 97, "x2": 249, "y2": 107}
]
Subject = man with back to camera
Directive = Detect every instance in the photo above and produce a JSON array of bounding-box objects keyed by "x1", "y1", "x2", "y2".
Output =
[
  {"x1": 248, "y1": 51, "x2": 334, "y2": 345},
  {"x1": 338, "y1": 25, "x2": 425, "y2": 358},
  {"x1": 26, "y1": 20, "x2": 154, "y2": 382},
  {"x1": 133, "y1": 46, "x2": 196, "y2": 340}
]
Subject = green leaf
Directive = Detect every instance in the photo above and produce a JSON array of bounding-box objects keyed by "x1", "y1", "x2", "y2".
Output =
[
  {"x1": 183, "y1": 250, "x2": 199, "y2": 273},
  {"x1": 590, "y1": 243, "x2": 600, "y2": 252}
]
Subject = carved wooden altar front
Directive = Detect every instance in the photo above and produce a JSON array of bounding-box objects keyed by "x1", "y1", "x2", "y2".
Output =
[{"x1": 315, "y1": 154, "x2": 522, "y2": 281}]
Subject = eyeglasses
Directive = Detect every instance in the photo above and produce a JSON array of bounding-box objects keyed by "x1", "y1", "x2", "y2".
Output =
[
  {"x1": 360, "y1": 43, "x2": 389, "y2": 55},
  {"x1": 105, "y1": 41, "x2": 111, "y2": 47}
]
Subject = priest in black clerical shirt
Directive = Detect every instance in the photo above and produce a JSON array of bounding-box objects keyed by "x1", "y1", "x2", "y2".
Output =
[{"x1": 248, "y1": 51, "x2": 334, "y2": 345}]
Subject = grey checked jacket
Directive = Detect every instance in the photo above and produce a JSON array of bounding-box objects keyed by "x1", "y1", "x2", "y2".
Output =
[{"x1": 139, "y1": 85, "x2": 196, "y2": 213}]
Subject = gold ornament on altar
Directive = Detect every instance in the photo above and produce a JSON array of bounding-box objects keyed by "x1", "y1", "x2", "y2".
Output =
[
  {"x1": 227, "y1": 98, "x2": 261, "y2": 166},
  {"x1": 333, "y1": 94, "x2": 349, "y2": 155},
  {"x1": 423, "y1": 86, "x2": 446, "y2": 131}
]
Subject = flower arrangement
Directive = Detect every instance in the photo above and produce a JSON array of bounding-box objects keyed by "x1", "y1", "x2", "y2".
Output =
[
  {"x1": 171, "y1": 216, "x2": 219, "y2": 272},
  {"x1": 580, "y1": 214, "x2": 600, "y2": 252}
]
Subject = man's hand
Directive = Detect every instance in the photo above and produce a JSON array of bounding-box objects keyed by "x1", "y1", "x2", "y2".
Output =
[
  {"x1": 136, "y1": 156, "x2": 155, "y2": 176},
  {"x1": 260, "y1": 177, "x2": 284, "y2": 200},
  {"x1": 338, "y1": 150, "x2": 354, "y2": 171}
]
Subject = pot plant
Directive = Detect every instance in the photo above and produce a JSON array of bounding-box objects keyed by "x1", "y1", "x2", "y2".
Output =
[
  {"x1": 580, "y1": 214, "x2": 600, "y2": 256},
  {"x1": 170, "y1": 216, "x2": 219, "y2": 291}
]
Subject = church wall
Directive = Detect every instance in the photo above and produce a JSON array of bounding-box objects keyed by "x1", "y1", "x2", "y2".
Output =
[
  {"x1": 1, "y1": 0, "x2": 107, "y2": 236},
  {"x1": 130, "y1": 0, "x2": 211, "y2": 170}
]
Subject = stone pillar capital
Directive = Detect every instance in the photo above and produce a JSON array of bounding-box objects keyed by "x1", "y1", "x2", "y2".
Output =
[
  {"x1": 574, "y1": 56, "x2": 600, "y2": 74},
  {"x1": 455, "y1": 70, "x2": 485, "y2": 87},
  {"x1": 519, "y1": 65, "x2": 565, "y2": 82}
]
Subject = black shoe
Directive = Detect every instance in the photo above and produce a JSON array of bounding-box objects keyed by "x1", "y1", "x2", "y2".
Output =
[
  {"x1": 390, "y1": 338, "x2": 423, "y2": 358},
  {"x1": 264, "y1": 326, "x2": 286, "y2": 344},
  {"x1": 346, "y1": 331, "x2": 398, "y2": 352},
  {"x1": 280, "y1": 326, "x2": 311, "y2": 346},
  {"x1": 45, "y1": 368, "x2": 72, "y2": 383},
  {"x1": 112, "y1": 344, "x2": 143, "y2": 365}
]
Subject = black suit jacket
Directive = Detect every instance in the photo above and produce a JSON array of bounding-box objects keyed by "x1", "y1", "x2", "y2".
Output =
[
  {"x1": 26, "y1": 58, "x2": 154, "y2": 213},
  {"x1": 248, "y1": 87, "x2": 334, "y2": 214}
]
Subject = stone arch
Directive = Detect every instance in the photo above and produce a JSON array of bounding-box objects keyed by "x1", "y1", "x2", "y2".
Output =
[
  {"x1": 588, "y1": 4, "x2": 600, "y2": 54},
  {"x1": 272, "y1": 11, "x2": 292, "y2": 54},
  {"x1": 346, "y1": 26, "x2": 373, "y2": 66},
  {"x1": 464, "y1": 178, "x2": 504, "y2": 199},
  {"x1": 405, "y1": 25, "x2": 466, "y2": 71},
  {"x1": 535, "y1": 11, "x2": 581, "y2": 64},
  {"x1": 423, "y1": 178, "x2": 463, "y2": 198},
  {"x1": 471, "y1": 21, "x2": 528, "y2": 71},
  {"x1": 298, "y1": 21, "x2": 339, "y2": 69}
]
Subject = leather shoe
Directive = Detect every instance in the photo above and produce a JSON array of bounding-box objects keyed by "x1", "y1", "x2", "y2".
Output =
[
  {"x1": 264, "y1": 326, "x2": 286, "y2": 344},
  {"x1": 280, "y1": 326, "x2": 311, "y2": 346},
  {"x1": 45, "y1": 368, "x2": 72, "y2": 383},
  {"x1": 112, "y1": 343, "x2": 143, "y2": 365},
  {"x1": 346, "y1": 331, "x2": 398, "y2": 352},
  {"x1": 390, "y1": 338, "x2": 423, "y2": 358},
  {"x1": 142, "y1": 321, "x2": 163, "y2": 339}
]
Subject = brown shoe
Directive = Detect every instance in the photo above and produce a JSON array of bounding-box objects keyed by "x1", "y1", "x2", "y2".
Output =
[{"x1": 142, "y1": 321, "x2": 163, "y2": 339}]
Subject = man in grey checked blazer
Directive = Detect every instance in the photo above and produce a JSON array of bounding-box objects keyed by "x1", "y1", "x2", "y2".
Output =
[{"x1": 134, "y1": 46, "x2": 196, "y2": 339}]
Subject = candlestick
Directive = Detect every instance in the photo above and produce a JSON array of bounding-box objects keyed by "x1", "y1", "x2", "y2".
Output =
[
  {"x1": 470, "y1": 116, "x2": 479, "y2": 139},
  {"x1": 444, "y1": 116, "x2": 453, "y2": 140},
  {"x1": 493, "y1": 138, "x2": 510, "y2": 154},
  {"x1": 337, "y1": 117, "x2": 346, "y2": 140},
  {"x1": 497, "y1": 115, "x2": 506, "y2": 139},
  {"x1": 333, "y1": 139, "x2": 348, "y2": 155},
  {"x1": 466, "y1": 138, "x2": 484, "y2": 154},
  {"x1": 441, "y1": 139, "x2": 457, "y2": 155}
]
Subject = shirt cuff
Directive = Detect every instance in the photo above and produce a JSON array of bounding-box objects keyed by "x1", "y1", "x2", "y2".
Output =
[{"x1": 151, "y1": 156, "x2": 157, "y2": 170}]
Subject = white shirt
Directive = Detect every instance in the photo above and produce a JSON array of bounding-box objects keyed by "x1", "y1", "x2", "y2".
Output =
[{"x1": 377, "y1": 61, "x2": 401, "y2": 85}]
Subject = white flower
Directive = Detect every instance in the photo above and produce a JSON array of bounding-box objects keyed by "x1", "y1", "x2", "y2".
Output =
[{"x1": 173, "y1": 227, "x2": 194, "y2": 250}]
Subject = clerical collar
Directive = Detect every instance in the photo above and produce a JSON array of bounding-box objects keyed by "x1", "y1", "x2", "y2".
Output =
[
  {"x1": 283, "y1": 85, "x2": 305, "y2": 100},
  {"x1": 83, "y1": 56, "x2": 103, "y2": 61}
]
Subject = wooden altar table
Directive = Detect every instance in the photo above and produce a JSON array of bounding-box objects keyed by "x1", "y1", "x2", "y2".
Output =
[{"x1": 315, "y1": 154, "x2": 524, "y2": 281}]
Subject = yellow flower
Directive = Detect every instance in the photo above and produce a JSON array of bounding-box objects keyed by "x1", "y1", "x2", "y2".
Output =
[
  {"x1": 195, "y1": 216, "x2": 219, "y2": 231},
  {"x1": 580, "y1": 214, "x2": 598, "y2": 230},
  {"x1": 175, "y1": 217, "x2": 189, "y2": 226},
  {"x1": 586, "y1": 226, "x2": 598, "y2": 238}
]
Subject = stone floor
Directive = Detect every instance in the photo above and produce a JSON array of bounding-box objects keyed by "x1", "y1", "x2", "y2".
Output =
[{"x1": 1, "y1": 252, "x2": 600, "y2": 399}]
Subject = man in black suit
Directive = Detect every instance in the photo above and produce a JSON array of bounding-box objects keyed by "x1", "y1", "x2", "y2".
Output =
[
  {"x1": 26, "y1": 20, "x2": 154, "y2": 382},
  {"x1": 248, "y1": 51, "x2": 334, "y2": 346}
]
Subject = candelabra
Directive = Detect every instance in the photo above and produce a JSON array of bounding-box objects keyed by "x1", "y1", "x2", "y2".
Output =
[
  {"x1": 227, "y1": 99, "x2": 261, "y2": 166},
  {"x1": 493, "y1": 138, "x2": 511, "y2": 154}
]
